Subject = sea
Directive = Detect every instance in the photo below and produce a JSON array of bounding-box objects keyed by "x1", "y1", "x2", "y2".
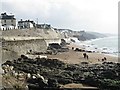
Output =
[{"x1": 75, "y1": 36, "x2": 119, "y2": 57}]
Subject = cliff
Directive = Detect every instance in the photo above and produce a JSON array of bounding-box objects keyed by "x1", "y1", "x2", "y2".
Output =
[
  {"x1": 1, "y1": 28, "x2": 63, "y2": 62},
  {"x1": 55, "y1": 29, "x2": 107, "y2": 41},
  {"x1": 76, "y1": 31, "x2": 106, "y2": 41},
  {"x1": 1, "y1": 28, "x2": 62, "y2": 39}
]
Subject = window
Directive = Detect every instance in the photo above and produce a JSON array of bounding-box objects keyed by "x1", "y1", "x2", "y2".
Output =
[
  {"x1": 11, "y1": 19, "x2": 13, "y2": 22},
  {"x1": 4, "y1": 20, "x2": 6, "y2": 23}
]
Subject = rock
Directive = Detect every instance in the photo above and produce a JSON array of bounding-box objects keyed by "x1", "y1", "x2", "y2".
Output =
[
  {"x1": 48, "y1": 78, "x2": 58, "y2": 87},
  {"x1": 81, "y1": 62, "x2": 89, "y2": 65},
  {"x1": 2, "y1": 55, "x2": 120, "y2": 89},
  {"x1": 2, "y1": 60, "x2": 13, "y2": 66},
  {"x1": 57, "y1": 78, "x2": 73, "y2": 85},
  {"x1": 20, "y1": 55, "x2": 28, "y2": 59},
  {"x1": 27, "y1": 77, "x2": 48, "y2": 88}
]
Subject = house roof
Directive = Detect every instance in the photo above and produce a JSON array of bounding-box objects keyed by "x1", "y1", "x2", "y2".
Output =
[
  {"x1": 0, "y1": 13, "x2": 16, "y2": 19},
  {"x1": 18, "y1": 20, "x2": 34, "y2": 24}
]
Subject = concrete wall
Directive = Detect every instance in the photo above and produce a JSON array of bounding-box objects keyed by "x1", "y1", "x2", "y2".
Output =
[
  {"x1": 45, "y1": 39, "x2": 61, "y2": 46},
  {"x1": 1, "y1": 38, "x2": 62, "y2": 62},
  {"x1": 1, "y1": 28, "x2": 63, "y2": 62},
  {"x1": 2, "y1": 49, "x2": 19, "y2": 63},
  {"x1": 3, "y1": 39, "x2": 47, "y2": 55}
]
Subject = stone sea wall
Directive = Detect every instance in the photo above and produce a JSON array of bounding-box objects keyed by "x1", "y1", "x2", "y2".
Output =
[
  {"x1": 3, "y1": 39, "x2": 47, "y2": 54},
  {"x1": 2, "y1": 39, "x2": 48, "y2": 62},
  {"x1": 2, "y1": 50, "x2": 19, "y2": 63},
  {"x1": 45, "y1": 39, "x2": 61, "y2": 46},
  {"x1": 1, "y1": 28, "x2": 63, "y2": 62}
]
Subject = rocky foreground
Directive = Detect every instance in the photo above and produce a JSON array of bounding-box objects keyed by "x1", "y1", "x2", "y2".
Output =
[{"x1": 1, "y1": 55, "x2": 120, "y2": 90}]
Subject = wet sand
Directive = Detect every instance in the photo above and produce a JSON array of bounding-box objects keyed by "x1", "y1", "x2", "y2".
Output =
[{"x1": 48, "y1": 43, "x2": 119, "y2": 64}]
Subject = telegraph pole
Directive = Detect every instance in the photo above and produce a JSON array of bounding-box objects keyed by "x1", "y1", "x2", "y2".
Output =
[
  {"x1": 36, "y1": 18, "x2": 38, "y2": 25},
  {"x1": 35, "y1": 18, "x2": 38, "y2": 29}
]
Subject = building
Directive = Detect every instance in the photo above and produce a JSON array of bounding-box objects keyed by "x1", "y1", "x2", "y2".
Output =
[
  {"x1": 36, "y1": 24, "x2": 52, "y2": 29},
  {"x1": 18, "y1": 19, "x2": 35, "y2": 29},
  {"x1": 0, "y1": 12, "x2": 16, "y2": 30}
]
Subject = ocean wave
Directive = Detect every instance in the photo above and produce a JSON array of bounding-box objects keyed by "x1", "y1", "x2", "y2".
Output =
[{"x1": 75, "y1": 36, "x2": 119, "y2": 57}]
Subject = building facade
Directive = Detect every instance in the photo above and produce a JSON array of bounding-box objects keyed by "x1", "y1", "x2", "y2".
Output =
[
  {"x1": 18, "y1": 19, "x2": 35, "y2": 29},
  {"x1": 36, "y1": 24, "x2": 52, "y2": 29},
  {"x1": 0, "y1": 12, "x2": 16, "y2": 30}
]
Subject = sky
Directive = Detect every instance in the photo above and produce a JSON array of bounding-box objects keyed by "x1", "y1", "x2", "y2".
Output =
[{"x1": 1, "y1": 0, "x2": 119, "y2": 34}]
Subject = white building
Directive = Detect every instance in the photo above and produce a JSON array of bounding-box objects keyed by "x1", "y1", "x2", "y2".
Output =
[
  {"x1": 18, "y1": 19, "x2": 35, "y2": 29},
  {"x1": 0, "y1": 12, "x2": 16, "y2": 30}
]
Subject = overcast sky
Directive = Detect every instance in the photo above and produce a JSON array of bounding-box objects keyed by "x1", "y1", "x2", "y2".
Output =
[{"x1": 1, "y1": 0, "x2": 119, "y2": 34}]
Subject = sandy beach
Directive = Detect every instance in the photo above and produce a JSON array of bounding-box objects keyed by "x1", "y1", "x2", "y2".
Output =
[
  {"x1": 1, "y1": 42, "x2": 119, "y2": 89},
  {"x1": 48, "y1": 43, "x2": 119, "y2": 64}
]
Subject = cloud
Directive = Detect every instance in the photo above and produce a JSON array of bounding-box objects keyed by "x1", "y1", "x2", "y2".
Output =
[
  {"x1": 2, "y1": 0, "x2": 51, "y2": 19},
  {"x1": 1, "y1": 0, "x2": 119, "y2": 34}
]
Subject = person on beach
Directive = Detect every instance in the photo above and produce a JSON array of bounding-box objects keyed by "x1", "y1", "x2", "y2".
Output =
[
  {"x1": 72, "y1": 47, "x2": 74, "y2": 50},
  {"x1": 98, "y1": 59, "x2": 100, "y2": 61},
  {"x1": 101, "y1": 57, "x2": 107, "y2": 62},
  {"x1": 104, "y1": 57, "x2": 107, "y2": 61},
  {"x1": 83, "y1": 53, "x2": 87, "y2": 59},
  {"x1": 102, "y1": 59, "x2": 104, "y2": 62},
  {"x1": 86, "y1": 55, "x2": 89, "y2": 60}
]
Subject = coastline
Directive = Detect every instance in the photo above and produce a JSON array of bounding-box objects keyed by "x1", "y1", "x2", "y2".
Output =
[
  {"x1": 72, "y1": 42, "x2": 119, "y2": 62},
  {"x1": 1, "y1": 38, "x2": 119, "y2": 89},
  {"x1": 47, "y1": 42, "x2": 119, "y2": 64},
  {"x1": 77, "y1": 36, "x2": 118, "y2": 57}
]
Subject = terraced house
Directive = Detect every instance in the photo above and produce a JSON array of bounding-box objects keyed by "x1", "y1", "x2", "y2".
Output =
[
  {"x1": 18, "y1": 19, "x2": 36, "y2": 29},
  {"x1": 0, "y1": 12, "x2": 16, "y2": 30}
]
